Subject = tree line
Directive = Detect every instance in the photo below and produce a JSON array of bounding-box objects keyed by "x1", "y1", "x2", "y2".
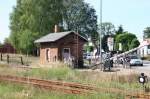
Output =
[
  {"x1": 8, "y1": 0, "x2": 150, "y2": 54},
  {"x1": 9, "y1": 0, "x2": 97, "y2": 54},
  {"x1": 101, "y1": 23, "x2": 140, "y2": 52}
]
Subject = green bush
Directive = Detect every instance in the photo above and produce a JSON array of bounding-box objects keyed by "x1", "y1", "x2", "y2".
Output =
[{"x1": 21, "y1": 66, "x2": 74, "y2": 81}]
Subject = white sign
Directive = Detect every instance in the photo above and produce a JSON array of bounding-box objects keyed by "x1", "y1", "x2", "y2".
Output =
[
  {"x1": 107, "y1": 37, "x2": 114, "y2": 51},
  {"x1": 119, "y1": 43, "x2": 122, "y2": 51}
]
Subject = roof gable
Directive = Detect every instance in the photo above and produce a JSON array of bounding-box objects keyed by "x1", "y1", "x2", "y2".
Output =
[{"x1": 34, "y1": 31, "x2": 87, "y2": 43}]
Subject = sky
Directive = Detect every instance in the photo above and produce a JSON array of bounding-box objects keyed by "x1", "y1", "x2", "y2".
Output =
[
  {"x1": 0, "y1": 0, "x2": 150, "y2": 43},
  {"x1": 0, "y1": 0, "x2": 16, "y2": 43},
  {"x1": 85, "y1": 0, "x2": 150, "y2": 42}
]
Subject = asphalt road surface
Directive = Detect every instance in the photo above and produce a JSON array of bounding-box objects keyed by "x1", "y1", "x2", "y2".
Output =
[{"x1": 131, "y1": 60, "x2": 150, "y2": 77}]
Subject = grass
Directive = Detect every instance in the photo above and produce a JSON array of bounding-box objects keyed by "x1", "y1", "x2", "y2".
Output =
[
  {"x1": 0, "y1": 82, "x2": 124, "y2": 99},
  {"x1": 21, "y1": 66, "x2": 72, "y2": 80},
  {"x1": 0, "y1": 63, "x2": 149, "y2": 98},
  {"x1": 0, "y1": 64, "x2": 145, "y2": 90}
]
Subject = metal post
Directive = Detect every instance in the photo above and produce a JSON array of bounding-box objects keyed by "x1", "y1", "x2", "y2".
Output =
[{"x1": 99, "y1": 0, "x2": 103, "y2": 67}]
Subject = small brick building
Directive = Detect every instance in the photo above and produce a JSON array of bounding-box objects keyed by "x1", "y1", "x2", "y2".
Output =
[{"x1": 35, "y1": 31, "x2": 87, "y2": 67}]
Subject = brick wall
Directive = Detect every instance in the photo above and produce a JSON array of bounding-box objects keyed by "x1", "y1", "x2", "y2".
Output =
[{"x1": 39, "y1": 33, "x2": 87, "y2": 66}]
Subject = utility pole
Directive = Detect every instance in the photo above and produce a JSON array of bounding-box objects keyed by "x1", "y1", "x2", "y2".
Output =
[
  {"x1": 99, "y1": 0, "x2": 103, "y2": 66},
  {"x1": 77, "y1": 27, "x2": 79, "y2": 68}
]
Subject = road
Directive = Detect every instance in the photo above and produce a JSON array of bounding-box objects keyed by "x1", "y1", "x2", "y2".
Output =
[{"x1": 131, "y1": 60, "x2": 150, "y2": 77}]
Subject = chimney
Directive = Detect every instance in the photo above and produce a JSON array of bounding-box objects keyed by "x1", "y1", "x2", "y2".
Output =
[{"x1": 54, "y1": 25, "x2": 59, "y2": 33}]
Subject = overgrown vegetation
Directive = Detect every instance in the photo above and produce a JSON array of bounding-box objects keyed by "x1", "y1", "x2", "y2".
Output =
[
  {"x1": 0, "y1": 63, "x2": 149, "y2": 98},
  {"x1": 0, "y1": 64, "x2": 145, "y2": 90},
  {"x1": 100, "y1": 23, "x2": 140, "y2": 52},
  {"x1": 0, "y1": 82, "x2": 124, "y2": 99},
  {"x1": 143, "y1": 27, "x2": 150, "y2": 39}
]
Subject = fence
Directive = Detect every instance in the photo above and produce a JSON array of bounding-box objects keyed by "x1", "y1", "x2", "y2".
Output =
[{"x1": 0, "y1": 53, "x2": 24, "y2": 65}]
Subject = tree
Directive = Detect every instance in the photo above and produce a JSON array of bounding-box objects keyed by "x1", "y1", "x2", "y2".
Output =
[
  {"x1": 64, "y1": 0, "x2": 97, "y2": 36},
  {"x1": 115, "y1": 32, "x2": 137, "y2": 51},
  {"x1": 9, "y1": 0, "x2": 98, "y2": 54},
  {"x1": 143, "y1": 27, "x2": 150, "y2": 39},
  {"x1": 101, "y1": 35, "x2": 110, "y2": 52},
  {"x1": 63, "y1": 0, "x2": 98, "y2": 48},
  {"x1": 19, "y1": 29, "x2": 38, "y2": 53},
  {"x1": 114, "y1": 25, "x2": 124, "y2": 50},
  {"x1": 129, "y1": 38, "x2": 140, "y2": 50},
  {"x1": 116, "y1": 25, "x2": 124, "y2": 35},
  {"x1": 4, "y1": 38, "x2": 10, "y2": 44},
  {"x1": 101, "y1": 22, "x2": 115, "y2": 36},
  {"x1": 100, "y1": 22, "x2": 115, "y2": 51},
  {"x1": 63, "y1": 0, "x2": 98, "y2": 49}
]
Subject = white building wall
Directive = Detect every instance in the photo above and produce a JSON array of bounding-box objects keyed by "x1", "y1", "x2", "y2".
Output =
[
  {"x1": 138, "y1": 44, "x2": 150, "y2": 57},
  {"x1": 144, "y1": 46, "x2": 148, "y2": 57},
  {"x1": 138, "y1": 38, "x2": 150, "y2": 57}
]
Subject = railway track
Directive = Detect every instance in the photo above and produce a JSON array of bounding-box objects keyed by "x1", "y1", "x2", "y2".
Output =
[
  {"x1": 125, "y1": 92, "x2": 150, "y2": 99},
  {"x1": 0, "y1": 75, "x2": 96, "y2": 94},
  {"x1": 0, "y1": 74, "x2": 149, "y2": 98}
]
